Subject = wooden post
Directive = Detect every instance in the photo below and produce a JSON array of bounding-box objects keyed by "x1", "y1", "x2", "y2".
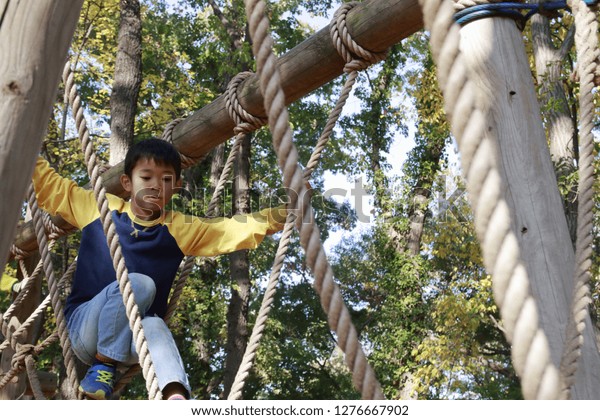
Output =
[
  {"x1": 459, "y1": 17, "x2": 600, "y2": 398},
  {"x1": 0, "y1": 0, "x2": 84, "y2": 266}
]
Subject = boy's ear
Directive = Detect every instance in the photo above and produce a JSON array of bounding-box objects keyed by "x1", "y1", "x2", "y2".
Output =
[{"x1": 121, "y1": 174, "x2": 133, "y2": 193}]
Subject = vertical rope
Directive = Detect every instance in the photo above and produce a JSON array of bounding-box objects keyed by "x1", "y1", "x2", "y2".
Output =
[
  {"x1": 25, "y1": 354, "x2": 46, "y2": 400},
  {"x1": 559, "y1": 0, "x2": 599, "y2": 397},
  {"x1": 228, "y1": 2, "x2": 387, "y2": 399},
  {"x1": 227, "y1": 214, "x2": 295, "y2": 400},
  {"x1": 26, "y1": 187, "x2": 81, "y2": 399},
  {"x1": 62, "y1": 62, "x2": 161, "y2": 399},
  {"x1": 243, "y1": 0, "x2": 384, "y2": 399}
]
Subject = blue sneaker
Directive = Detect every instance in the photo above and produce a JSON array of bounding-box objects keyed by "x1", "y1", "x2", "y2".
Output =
[{"x1": 79, "y1": 362, "x2": 116, "y2": 399}]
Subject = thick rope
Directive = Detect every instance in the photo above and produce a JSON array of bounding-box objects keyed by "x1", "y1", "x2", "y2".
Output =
[
  {"x1": 243, "y1": 0, "x2": 384, "y2": 399},
  {"x1": 0, "y1": 330, "x2": 58, "y2": 394},
  {"x1": 41, "y1": 211, "x2": 76, "y2": 240},
  {"x1": 225, "y1": 73, "x2": 290, "y2": 401},
  {"x1": 162, "y1": 258, "x2": 195, "y2": 325},
  {"x1": 25, "y1": 354, "x2": 46, "y2": 400},
  {"x1": 329, "y1": 2, "x2": 387, "y2": 73},
  {"x1": 0, "y1": 258, "x2": 44, "y2": 340},
  {"x1": 162, "y1": 117, "x2": 200, "y2": 169},
  {"x1": 25, "y1": 187, "x2": 80, "y2": 399},
  {"x1": 62, "y1": 62, "x2": 161, "y2": 399},
  {"x1": 58, "y1": 258, "x2": 77, "y2": 298},
  {"x1": 9, "y1": 211, "x2": 75, "y2": 262},
  {"x1": 559, "y1": 0, "x2": 599, "y2": 397},
  {"x1": 420, "y1": 0, "x2": 564, "y2": 399},
  {"x1": 225, "y1": 72, "x2": 268, "y2": 135},
  {"x1": 9, "y1": 244, "x2": 32, "y2": 261},
  {"x1": 228, "y1": 2, "x2": 385, "y2": 399},
  {"x1": 0, "y1": 251, "x2": 75, "y2": 398},
  {"x1": 227, "y1": 215, "x2": 295, "y2": 400}
]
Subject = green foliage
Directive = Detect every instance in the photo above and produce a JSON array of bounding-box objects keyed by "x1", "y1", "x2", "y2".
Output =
[
  {"x1": 403, "y1": 48, "x2": 449, "y2": 193},
  {"x1": 243, "y1": 279, "x2": 360, "y2": 399},
  {"x1": 413, "y1": 174, "x2": 520, "y2": 399},
  {"x1": 331, "y1": 225, "x2": 431, "y2": 398}
]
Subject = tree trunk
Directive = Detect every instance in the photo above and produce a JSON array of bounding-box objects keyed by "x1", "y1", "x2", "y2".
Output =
[
  {"x1": 109, "y1": 0, "x2": 142, "y2": 165},
  {"x1": 405, "y1": 137, "x2": 446, "y2": 255},
  {"x1": 208, "y1": 144, "x2": 226, "y2": 215},
  {"x1": 530, "y1": 14, "x2": 576, "y2": 164},
  {"x1": 530, "y1": 13, "x2": 577, "y2": 245},
  {"x1": 459, "y1": 17, "x2": 600, "y2": 399},
  {"x1": 223, "y1": 133, "x2": 252, "y2": 398},
  {"x1": 406, "y1": 187, "x2": 430, "y2": 255},
  {"x1": 0, "y1": 0, "x2": 83, "y2": 268}
]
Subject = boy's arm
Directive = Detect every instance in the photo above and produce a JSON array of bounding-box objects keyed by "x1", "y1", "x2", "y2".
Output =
[
  {"x1": 170, "y1": 205, "x2": 288, "y2": 257},
  {"x1": 32, "y1": 157, "x2": 101, "y2": 229}
]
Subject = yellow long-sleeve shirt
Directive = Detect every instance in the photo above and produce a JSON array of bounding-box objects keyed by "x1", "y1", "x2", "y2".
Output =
[{"x1": 32, "y1": 157, "x2": 286, "y2": 318}]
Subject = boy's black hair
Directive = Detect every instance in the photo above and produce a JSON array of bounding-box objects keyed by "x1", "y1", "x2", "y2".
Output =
[{"x1": 124, "y1": 137, "x2": 182, "y2": 179}]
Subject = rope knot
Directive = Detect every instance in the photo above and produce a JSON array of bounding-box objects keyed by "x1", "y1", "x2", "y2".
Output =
[
  {"x1": 225, "y1": 72, "x2": 268, "y2": 135},
  {"x1": 161, "y1": 117, "x2": 202, "y2": 169},
  {"x1": 12, "y1": 343, "x2": 36, "y2": 370},
  {"x1": 329, "y1": 2, "x2": 388, "y2": 73},
  {"x1": 10, "y1": 244, "x2": 31, "y2": 260},
  {"x1": 41, "y1": 211, "x2": 74, "y2": 240}
]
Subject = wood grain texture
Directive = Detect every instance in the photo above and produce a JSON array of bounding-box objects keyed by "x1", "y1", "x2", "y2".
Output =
[
  {"x1": 0, "y1": 0, "x2": 83, "y2": 266},
  {"x1": 460, "y1": 18, "x2": 600, "y2": 399}
]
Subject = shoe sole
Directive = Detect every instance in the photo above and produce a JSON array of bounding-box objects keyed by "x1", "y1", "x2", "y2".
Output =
[{"x1": 79, "y1": 386, "x2": 108, "y2": 400}]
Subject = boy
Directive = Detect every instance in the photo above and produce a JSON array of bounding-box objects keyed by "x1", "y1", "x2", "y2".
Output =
[{"x1": 32, "y1": 138, "x2": 287, "y2": 400}]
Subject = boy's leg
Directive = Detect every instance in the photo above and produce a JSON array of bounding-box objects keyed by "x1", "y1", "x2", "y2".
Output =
[
  {"x1": 68, "y1": 273, "x2": 156, "y2": 363},
  {"x1": 69, "y1": 273, "x2": 156, "y2": 399},
  {"x1": 96, "y1": 273, "x2": 156, "y2": 362},
  {"x1": 134, "y1": 316, "x2": 191, "y2": 399}
]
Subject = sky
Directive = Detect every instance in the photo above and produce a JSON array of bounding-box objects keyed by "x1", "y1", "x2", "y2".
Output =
[{"x1": 297, "y1": 7, "x2": 419, "y2": 250}]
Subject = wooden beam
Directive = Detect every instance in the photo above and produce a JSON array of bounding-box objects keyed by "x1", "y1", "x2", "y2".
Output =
[
  {"x1": 9, "y1": 0, "x2": 423, "y2": 258},
  {"x1": 459, "y1": 17, "x2": 600, "y2": 398},
  {"x1": 0, "y1": 0, "x2": 84, "y2": 265}
]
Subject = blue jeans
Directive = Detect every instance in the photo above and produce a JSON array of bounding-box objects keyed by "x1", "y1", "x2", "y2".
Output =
[{"x1": 67, "y1": 273, "x2": 190, "y2": 396}]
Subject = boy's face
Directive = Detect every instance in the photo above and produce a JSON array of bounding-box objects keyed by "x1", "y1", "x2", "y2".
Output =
[{"x1": 120, "y1": 158, "x2": 182, "y2": 221}]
